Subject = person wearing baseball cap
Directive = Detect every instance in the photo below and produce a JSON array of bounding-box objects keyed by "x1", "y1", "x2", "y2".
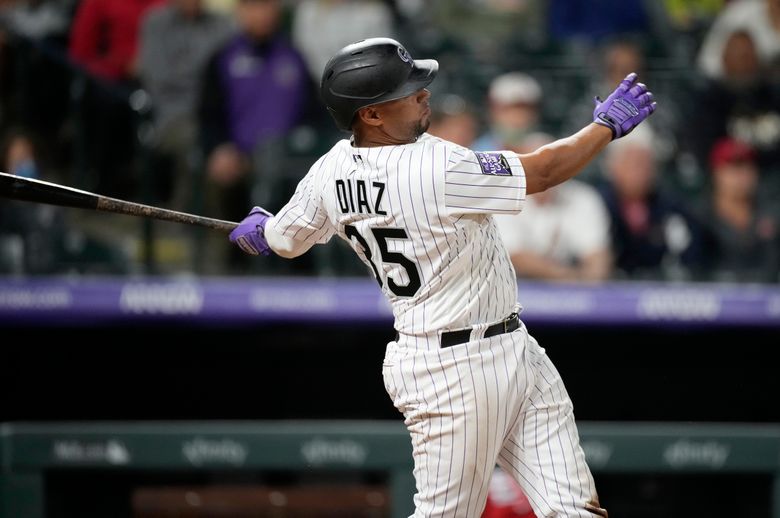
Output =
[
  {"x1": 710, "y1": 136, "x2": 757, "y2": 170},
  {"x1": 473, "y1": 72, "x2": 544, "y2": 151},
  {"x1": 598, "y1": 124, "x2": 705, "y2": 280},
  {"x1": 701, "y1": 137, "x2": 779, "y2": 282}
]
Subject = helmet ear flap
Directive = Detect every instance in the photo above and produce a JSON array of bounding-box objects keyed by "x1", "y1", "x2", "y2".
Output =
[{"x1": 326, "y1": 106, "x2": 346, "y2": 129}]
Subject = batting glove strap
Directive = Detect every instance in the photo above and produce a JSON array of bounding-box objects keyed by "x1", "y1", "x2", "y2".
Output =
[
  {"x1": 229, "y1": 206, "x2": 274, "y2": 256},
  {"x1": 593, "y1": 72, "x2": 657, "y2": 139}
]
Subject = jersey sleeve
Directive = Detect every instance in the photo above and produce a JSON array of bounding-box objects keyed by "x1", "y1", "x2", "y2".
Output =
[
  {"x1": 444, "y1": 149, "x2": 526, "y2": 216},
  {"x1": 267, "y1": 159, "x2": 336, "y2": 246}
]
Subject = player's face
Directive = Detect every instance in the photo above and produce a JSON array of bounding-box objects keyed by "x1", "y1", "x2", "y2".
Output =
[{"x1": 377, "y1": 88, "x2": 432, "y2": 142}]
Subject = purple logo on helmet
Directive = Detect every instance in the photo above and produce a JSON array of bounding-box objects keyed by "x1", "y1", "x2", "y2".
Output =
[{"x1": 475, "y1": 152, "x2": 512, "y2": 176}]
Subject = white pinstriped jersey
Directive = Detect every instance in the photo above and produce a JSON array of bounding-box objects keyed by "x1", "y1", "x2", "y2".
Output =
[
  {"x1": 269, "y1": 133, "x2": 526, "y2": 336},
  {"x1": 271, "y1": 132, "x2": 602, "y2": 518}
]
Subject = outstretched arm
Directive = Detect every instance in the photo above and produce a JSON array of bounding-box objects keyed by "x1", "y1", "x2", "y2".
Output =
[
  {"x1": 521, "y1": 124, "x2": 612, "y2": 195},
  {"x1": 265, "y1": 224, "x2": 313, "y2": 258},
  {"x1": 521, "y1": 73, "x2": 656, "y2": 195},
  {"x1": 229, "y1": 161, "x2": 336, "y2": 258}
]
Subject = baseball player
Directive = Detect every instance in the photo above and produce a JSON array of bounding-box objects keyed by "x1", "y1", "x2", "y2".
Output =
[{"x1": 229, "y1": 38, "x2": 655, "y2": 517}]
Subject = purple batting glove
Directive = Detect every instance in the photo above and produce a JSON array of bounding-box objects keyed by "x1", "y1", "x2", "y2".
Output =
[
  {"x1": 229, "y1": 206, "x2": 273, "y2": 256},
  {"x1": 593, "y1": 72, "x2": 657, "y2": 139}
]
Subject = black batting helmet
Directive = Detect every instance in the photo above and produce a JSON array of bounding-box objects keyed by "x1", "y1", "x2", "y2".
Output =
[{"x1": 320, "y1": 38, "x2": 439, "y2": 131}]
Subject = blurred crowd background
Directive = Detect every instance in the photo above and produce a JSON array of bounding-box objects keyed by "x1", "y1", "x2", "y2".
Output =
[
  {"x1": 0, "y1": 0, "x2": 779, "y2": 283},
  {"x1": 1, "y1": 4, "x2": 778, "y2": 516}
]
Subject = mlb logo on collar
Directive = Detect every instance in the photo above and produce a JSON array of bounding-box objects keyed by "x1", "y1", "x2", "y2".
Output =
[{"x1": 476, "y1": 152, "x2": 512, "y2": 176}]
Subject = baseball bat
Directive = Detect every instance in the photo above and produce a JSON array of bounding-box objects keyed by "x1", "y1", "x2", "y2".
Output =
[{"x1": 0, "y1": 172, "x2": 238, "y2": 232}]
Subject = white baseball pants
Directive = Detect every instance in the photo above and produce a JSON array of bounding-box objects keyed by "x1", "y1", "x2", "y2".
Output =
[{"x1": 383, "y1": 322, "x2": 602, "y2": 517}]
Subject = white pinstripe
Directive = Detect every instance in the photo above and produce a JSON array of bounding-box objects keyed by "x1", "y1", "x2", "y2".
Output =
[
  {"x1": 382, "y1": 322, "x2": 600, "y2": 517},
  {"x1": 270, "y1": 134, "x2": 524, "y2": 338},
  {"x1": 272, "y1": 134, "x2": 600, "y2": 516}
]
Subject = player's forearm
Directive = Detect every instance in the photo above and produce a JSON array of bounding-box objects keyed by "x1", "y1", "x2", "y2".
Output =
[
  {"x1": 520, "y1": 124, "x2": 612, "y2": 195},
  {"x1": 265, "y1": 219, "x2": 313, "y2": 258},
  {"x1": 521, "y1": 72, "x2": 656, "y2": 194}
]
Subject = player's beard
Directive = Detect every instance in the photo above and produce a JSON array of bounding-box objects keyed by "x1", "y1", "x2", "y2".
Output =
[{"x1": 412, "y1": 117, "x2": 430, "y2": 140}]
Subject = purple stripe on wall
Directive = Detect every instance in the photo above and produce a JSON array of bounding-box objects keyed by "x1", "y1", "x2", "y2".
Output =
[{"x1": 0, "y1": 278, "x2": 778, "y2": 328}]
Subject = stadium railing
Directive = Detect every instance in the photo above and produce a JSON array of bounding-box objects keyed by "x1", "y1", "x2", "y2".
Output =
[{"x1": 2, "y1": 420, "x2": 780, "y2": 518}]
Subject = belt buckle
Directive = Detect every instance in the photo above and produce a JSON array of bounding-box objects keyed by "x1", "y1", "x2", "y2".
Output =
[{"x1": 504, "y1": 312, "x2": 517, "y2": 333}]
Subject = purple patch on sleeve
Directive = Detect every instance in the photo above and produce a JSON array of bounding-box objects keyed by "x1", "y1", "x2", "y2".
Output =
[{"x1": 475, "y1": 152, "x2": 512, "y2": 176}]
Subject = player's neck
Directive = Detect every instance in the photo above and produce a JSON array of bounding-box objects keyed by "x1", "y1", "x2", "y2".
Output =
[{"x1": 352, "y1": 127, "x2": 418, "y2": 148}]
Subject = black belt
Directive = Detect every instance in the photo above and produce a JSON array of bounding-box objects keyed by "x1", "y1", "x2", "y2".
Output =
[{"x1": 396, "y1": 313, "x2": 520, "y2": 348}]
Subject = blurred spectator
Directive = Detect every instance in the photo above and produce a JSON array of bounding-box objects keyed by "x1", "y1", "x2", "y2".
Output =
[
  {"x1": 495, "y1": 133, "x2": 612, "y2": 283},
  {"x1": 198, "y1": 0, "x2": 313, "y2": 223},
  {"x1": 3, "y1": 127, "x2": 40, "y2": 178},
  {"x1": 417, "y1": 1, "x2": 546, "y2": 60},
  {"x1": 0, "y1": 0, "x2": 71, "y2": 41},
  {"x1": 198, "y1": 0, "x2": 317, "y2": 275},
  {"x1": 204, "y1": 0, "x2": 236, "y2": 14},
  {"x1": 138, "y1": 0, "x2": 234, "y2": 209},
  {"x1": 662, "y1": 0, "x2": 724, "y2": 33},
  {"x1": 482, "y1": 466, "x2": 535, "y2": 518},
  {"x1": 687, "y1": 29, "x2": 780, "y2": 173},
  {"x1": 0, "y1": 0, "x2": 74, "y2": 164},
  {"x1": 292, "y1": 0, "x2": 393, "y2": 81},
  {"x1": 561, "y1": 39, "x2": 678, "y2": 182},
  {"x1": 0, "y1": 129, "x2": 129, "y2": 274},
  {"x1": 427, "y1": 93, "x2": 478, "y2": 148},
  {"x1": 68, "y1": 0, "x2": 166, "y2": 198},
  {"x1": 697, "y1": 0, "x2": 780, "y2": 79},
  {"x1": 496, "y1": 180, "x2": 612, "y2": 283},
  {"x1": 548, "y1": 0, "x2": 649, "y2": 43},
  {"x1": 599, "y1": 125, "x2": 705, "y2": 280},
  {"x1": 573, "y1": 39, "x2": 646, "y2": 119},
  {"x1": 0, "y1": 129, "x2": 50, "y2": 273},
  {"x1": 700, "y1": 137, "x2": 779, "y2": 282},
  {"x1": 473, "y1": 72, "x2": 543, "y2": 151},
  {"x1": 69, "y1": 0, "x2": 165, "y2": 82}
]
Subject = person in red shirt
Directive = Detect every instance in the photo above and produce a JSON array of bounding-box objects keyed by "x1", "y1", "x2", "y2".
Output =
[
  {"x1": 482, "y1": 466, "x2": 537, "y2": 518},
  {"x1": 69, "y1": 0, "x2": 166, "y2": 82},
  {"x1": 67, "y1": 0, "x2": 166, "y2": 197}
]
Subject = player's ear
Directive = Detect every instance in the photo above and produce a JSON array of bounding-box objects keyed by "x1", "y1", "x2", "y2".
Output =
[{"x1": 356, "y1": 106, "x2": 383, "y2": 127}]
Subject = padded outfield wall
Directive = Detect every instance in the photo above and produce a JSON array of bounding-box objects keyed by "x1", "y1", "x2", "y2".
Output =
[{"x1": 1, "y1": 278, "x2": 779, "y2": 516}]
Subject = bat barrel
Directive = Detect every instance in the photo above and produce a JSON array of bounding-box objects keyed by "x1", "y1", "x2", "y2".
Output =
[
  {"x1": 0, "y1": 172, "x2": 238, "y2": 233},
  {"x1": 0, "y1": 172, "x2": 99, "y2": 210}
]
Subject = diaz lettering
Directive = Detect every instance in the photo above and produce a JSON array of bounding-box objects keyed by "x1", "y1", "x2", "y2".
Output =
[{"x1": 335, "y1": 179, "x2": 386, "y2": 215}]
